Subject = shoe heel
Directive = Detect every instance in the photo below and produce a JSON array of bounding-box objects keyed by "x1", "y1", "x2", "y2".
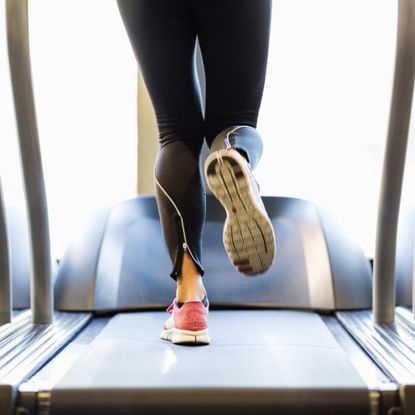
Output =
[
  {"x1": 171, "y1": 328, "x2": 210, "y2": 345},
  {"x1": 205, "y1": 155, "x2": 219, "y2": 177},
  {"x1": 221, "y1": 156, "x2": 245, "y2": 179},
  {"x1": 205, "y1": 152, "x2": 238, "y2": 210}
]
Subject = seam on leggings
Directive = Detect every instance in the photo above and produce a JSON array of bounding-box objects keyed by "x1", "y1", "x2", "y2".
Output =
[{"x1": 155, "y1": 177, "x2": 199, "y2": 266}]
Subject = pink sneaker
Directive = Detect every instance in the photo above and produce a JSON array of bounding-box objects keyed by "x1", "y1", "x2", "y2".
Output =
[
  {"x1": 160, "y1": 298, "x2": 210, "y2": 345},
  {"x1": 205, "y1": 148, "x2": 276, "y2": 275}
]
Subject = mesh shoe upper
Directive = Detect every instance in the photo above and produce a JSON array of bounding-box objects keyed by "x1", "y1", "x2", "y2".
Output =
[{"x1": 165, "y1": 299, "x2": 209, "y2": 332}]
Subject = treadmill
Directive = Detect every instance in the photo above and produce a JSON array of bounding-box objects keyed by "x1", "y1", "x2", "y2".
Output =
[{"x1": 2, "y1": 0, "x2": 415, "y2": 414}]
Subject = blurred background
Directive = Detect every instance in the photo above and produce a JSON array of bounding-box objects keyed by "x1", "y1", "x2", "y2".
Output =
[{"x1": 1, "y1": 0, "x2": 412, "y2": 259}]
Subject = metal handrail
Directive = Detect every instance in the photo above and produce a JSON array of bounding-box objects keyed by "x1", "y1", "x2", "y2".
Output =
[
  {"x1": 373, "y1": 0, "x2": 415, "y2": 324},
  {"x1": 6, "y1": 0, "x2": 53, "y2": 324},
  {"x1": 0, "y1": 181, "x2": 12, "y2": 325}
]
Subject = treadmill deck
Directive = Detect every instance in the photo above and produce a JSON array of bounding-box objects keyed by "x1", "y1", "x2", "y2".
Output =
[{"x1": 47, "y1": 310, "x2": 370, "y2": 414}]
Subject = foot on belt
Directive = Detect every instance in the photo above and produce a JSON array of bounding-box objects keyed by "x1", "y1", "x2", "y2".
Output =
[{"x1": 161, "y1": 297, "x2": 210, "y2": 345}]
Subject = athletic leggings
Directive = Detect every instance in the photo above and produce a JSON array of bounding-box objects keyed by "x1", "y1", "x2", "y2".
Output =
[{"x1": 117, "y1": 0, "x2": 272, "y2": 279}]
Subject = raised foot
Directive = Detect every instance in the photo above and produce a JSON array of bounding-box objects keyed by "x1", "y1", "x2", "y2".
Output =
[{"x1": 205, "y1": 149, "x2": 276, "y2": 275}]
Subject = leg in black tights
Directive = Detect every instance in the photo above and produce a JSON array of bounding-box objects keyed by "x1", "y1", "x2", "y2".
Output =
[
  {"x1": 117, "y1": 0, "x2": 272, "y2": 279},
  {"x1": 192, "y1": 1, "x2": 271, "y2": 155}
]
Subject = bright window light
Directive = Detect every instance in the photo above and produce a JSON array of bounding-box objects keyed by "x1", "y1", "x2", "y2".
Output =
[
  {"x1": 28, "y1": 1, "x2": 137, "y2": 258},
  {"x1": 0, "y1": 3, "x2": 26, "y2": 213}
]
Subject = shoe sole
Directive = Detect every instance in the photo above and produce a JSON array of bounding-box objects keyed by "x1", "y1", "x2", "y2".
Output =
[
  {"x1": 161, "y1": 328, "x2": 210, "y2": 345},
  {"x1": 205, "y1": 150, "x2": 275, "y2": 275}
]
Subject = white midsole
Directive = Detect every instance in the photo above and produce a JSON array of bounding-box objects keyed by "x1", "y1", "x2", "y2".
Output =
[{"x1": 161, "y1": 327, "x2": 210, "y2": 344}]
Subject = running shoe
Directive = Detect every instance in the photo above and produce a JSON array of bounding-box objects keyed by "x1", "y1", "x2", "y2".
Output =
[
  {"x1": 160, "y1": 298, "x2": 210, "y2": 345},
  {"x1": 204, "y1": 148, "x2": 276, "y2": 275}
]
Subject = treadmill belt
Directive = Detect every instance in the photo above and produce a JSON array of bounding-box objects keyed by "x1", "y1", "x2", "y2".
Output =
[{"x1": 50, "y1": 310, "x2": 370, "y2": 415}]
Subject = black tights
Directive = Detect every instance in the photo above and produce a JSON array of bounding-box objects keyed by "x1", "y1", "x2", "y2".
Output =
[{"x1": 117, "y1": 0, "x2": 272, "y2": 279}]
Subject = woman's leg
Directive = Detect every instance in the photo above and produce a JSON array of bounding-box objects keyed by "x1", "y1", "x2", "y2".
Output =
[
  {"x1": 192, "y1": 0, "x2": 272, "y2": 148},
  {"x1": 193, "y1": 0, "x2": 275, "y2": 274},
  {"x1": 117, "y1": 0, "x2": 206, "y2": 301}
]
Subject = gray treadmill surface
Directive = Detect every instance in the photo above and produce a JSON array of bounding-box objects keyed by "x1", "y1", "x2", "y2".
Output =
[{"x1": 50, "y1": 310, "x2": 370, "y2": 414}]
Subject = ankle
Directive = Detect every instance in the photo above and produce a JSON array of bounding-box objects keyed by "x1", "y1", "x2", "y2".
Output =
[
  {"x1": 176, "y1": 276, "x2": 206, "y2": 303},
  {"x1": 176, "y1": 291, "x2": 206, "y2": 303},
  {"x1": 176, "y1": 251, "x2": 207, "y2": 302}
]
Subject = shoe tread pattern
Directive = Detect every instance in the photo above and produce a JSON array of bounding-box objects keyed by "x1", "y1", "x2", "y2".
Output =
[{"x1": 205, "y1": 152, "x2": 275, "y2": 275}]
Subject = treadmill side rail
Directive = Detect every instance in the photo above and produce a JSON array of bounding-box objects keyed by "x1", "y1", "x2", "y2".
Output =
[
  {"x1": 0, "y1": 312, "x2": 91, "y2": 415},
  {"x1": 373, "y1": 0, "x2": 415, "y2": 324},
  {"x1": 6, "y1": 0, "x2": 53, "y2": 324}
]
